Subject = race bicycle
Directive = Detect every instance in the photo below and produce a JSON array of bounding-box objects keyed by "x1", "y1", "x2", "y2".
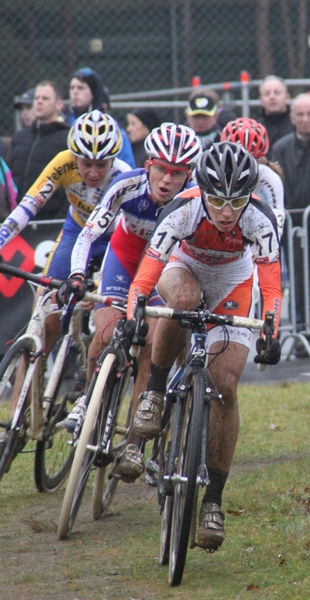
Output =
[
  {"x1": 0, "y1": 262, "x2": 94, "y2": 491},
  {"x1": 134, "y1": 297, "x2": 274, "y2": 586},
  {"x1": 58, "y1": 296, "x2": 140, "y2": 539}
]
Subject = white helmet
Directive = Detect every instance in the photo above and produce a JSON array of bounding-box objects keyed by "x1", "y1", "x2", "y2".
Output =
[
  {"x1": 68, "y1": 110, "x2": 123, "y2": 160},
  {"x1": 144, "y1": 122, "x2": 202, "y2": 166}
]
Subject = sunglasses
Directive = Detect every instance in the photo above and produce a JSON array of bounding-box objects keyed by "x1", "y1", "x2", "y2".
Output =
[
  {"x1": 148, "y1": 158, "x2": 191, "y2": 179},
  {"x1": 205, "y1": 192, "x2": 249, "y2": 211}
]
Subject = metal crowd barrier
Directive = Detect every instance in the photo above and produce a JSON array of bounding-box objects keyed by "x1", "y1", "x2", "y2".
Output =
[{"x1": 279, "y1": 208, "x2": 310, "y2": 360}]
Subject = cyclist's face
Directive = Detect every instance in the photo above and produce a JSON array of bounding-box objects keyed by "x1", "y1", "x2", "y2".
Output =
[
  {"x1": 145, "y1": 159, "x2": 190, "y2": 208},
  {"x1": 206, "y1": 200, "x2": 243, "y2": 232},
  {"x1": 76, "y1": 157, "x2": 113, "y2": 187},
  {"x1": 69, "y1": 78, "x2": 93, "y2": 110}
]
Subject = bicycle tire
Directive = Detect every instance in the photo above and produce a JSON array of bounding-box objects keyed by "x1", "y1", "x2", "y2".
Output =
[
  {"x1": 0, "y1": 338, "x2": 34, "y2": 480},
  {"x1": 158, "y1": 398, "x2": 180, "y2": 566},
  {"x1": 58, "y1": 352, "x2": 116, "y2": 540},
  {"x1": 168, "y1": 370, "x2": 205, "y2": 586},
  {"x1": 34, "y1": 346, "x2": 80, "y2": 493},
  {"x1": 91, "y1": 367, "x2": 133, "y2": 520}
]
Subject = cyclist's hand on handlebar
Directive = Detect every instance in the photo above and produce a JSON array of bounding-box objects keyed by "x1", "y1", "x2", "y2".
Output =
[
  {"x1": 254, "y1": 337, "x2": 281, "y2": 365},
  {"x1": 123, "y1": 319, "x2": 149, "y2": 347},
  {"x1": 56, "y1": 276, "x2": 86, "y2": 308}
]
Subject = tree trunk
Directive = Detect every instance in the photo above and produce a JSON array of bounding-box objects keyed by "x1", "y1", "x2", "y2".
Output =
[{"x1": 254, "y1": 0, "x2": 274, "y2": 77}]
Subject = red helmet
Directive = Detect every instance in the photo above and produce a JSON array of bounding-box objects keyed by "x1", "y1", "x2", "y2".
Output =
[{"x1": 220, "y1": 118, "x2": 269, "y2": 159}]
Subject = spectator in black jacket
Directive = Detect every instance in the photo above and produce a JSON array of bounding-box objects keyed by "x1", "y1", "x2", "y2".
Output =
[
  {"x1": 272, "y1": 93, "x2": 310, "y2": 331},
  {"x1": 7, "y1": 80, "x2": 70, "y2": 219},
  {"x1": 259, "y1": 75, "x2": 294, "y2": 159}
]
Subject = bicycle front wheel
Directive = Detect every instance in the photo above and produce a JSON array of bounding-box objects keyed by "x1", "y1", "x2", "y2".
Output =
[
  {"x1": 34, "y1": 346, "x2": 79, "y2": 493},
  {"x1": 168, "y1": 370, "x2": 205, "y2": 587},
  {"x1": 0, "y1": 338, "x2": 33, "y2": 480},
  {"x1": 58, "y1": 352, "x2": 116, "y2": 540}
]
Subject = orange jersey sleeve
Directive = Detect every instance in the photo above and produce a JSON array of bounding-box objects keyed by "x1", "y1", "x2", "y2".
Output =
[
  {"x1": 257, "y1": 260, "x2": 282, "y2": 336},
  {"x1": 127, "y1": 254, "x2": 165, "y2": 319}
]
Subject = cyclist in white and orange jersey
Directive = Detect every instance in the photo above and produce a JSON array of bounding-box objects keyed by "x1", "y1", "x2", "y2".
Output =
[{"x1": 127, "y1": 142, "x2": 281, "y2": 551}]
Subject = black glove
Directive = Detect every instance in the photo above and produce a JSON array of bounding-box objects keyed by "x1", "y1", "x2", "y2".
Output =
[
  {"x1": 123, "y1": 319, "x2": 149, "y2": 347},
  {"x1": 254, "y1": 338, "x2": 281, "y2": 365},
  {"x1": 56, "y1": 277, "x2": 86, "y2": 308}
]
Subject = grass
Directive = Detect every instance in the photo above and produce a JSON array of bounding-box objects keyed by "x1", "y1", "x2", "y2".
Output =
[{"x1": 0, "y1": 381, "x2": 310, "y2": 599}]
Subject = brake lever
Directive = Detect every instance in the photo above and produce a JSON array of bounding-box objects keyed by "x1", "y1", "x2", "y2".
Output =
[
  {"x1": 257, "y1": 311, "x2": 275, "y2": 372},
  {"x1": 130, "y1": 294, "x2": 147, "y2": 357}
]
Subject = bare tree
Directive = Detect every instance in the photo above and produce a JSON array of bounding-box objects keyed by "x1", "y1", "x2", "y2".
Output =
[
  {"x1": 281, "y1": 0, "x2": 308, "y2": 79},
  {"x1": 254, "y1": 0, "x2": 274, "y2": 77}
]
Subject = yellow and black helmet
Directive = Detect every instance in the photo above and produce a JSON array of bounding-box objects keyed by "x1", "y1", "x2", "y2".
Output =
[{"x1": 68, "y1": 110, "x2": 123, "y2": 160}]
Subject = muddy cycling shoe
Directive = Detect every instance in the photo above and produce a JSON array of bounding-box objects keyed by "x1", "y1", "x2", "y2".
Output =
[
  {"x1": 65, "y1": 395, "x2": 87, "y2": 432},
  {"x1": 197, "y1": 502, "x2": 225, "y2": 552},
  {"x1": 66, "y1": 368, "x2": 87, "y2": 404},
  {"x1": 132, "y1": 391, "x2": 164, "y2": 439},
  {"x1": 116, "y1": 444, "x2": 144, "y2": 482}
]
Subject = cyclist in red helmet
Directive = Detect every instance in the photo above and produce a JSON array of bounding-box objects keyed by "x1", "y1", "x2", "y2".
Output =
[{"x1": 221, "y1": 118, "x2": 285, "y2": 238}]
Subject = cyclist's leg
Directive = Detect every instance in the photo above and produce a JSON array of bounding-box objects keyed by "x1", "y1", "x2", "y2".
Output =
[
  {"x1": 133, "y1": 264, "x2": 201, "y2": 439},
  {"x1": 197, "y1": 276, "x2": 253, "y2": 549}
]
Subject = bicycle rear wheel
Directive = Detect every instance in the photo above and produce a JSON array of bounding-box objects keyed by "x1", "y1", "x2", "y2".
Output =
[
  {"x1": 0, "y1": 338, "x2": 33, "y2": 479},
  {"x1": 168, "y1": 370, "x2": 205, "y2": 586},
  {"x1": 58, "y1": 352, "x2": 116, "y2": 540},
  {"x1": 91, "y1": 367, "x2": 133, "y2": 520},
  {"x1": 34, "y1": 346, "x2": 79, "y2": 493}
]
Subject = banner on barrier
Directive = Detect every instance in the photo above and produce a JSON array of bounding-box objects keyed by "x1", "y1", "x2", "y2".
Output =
[{"x1": 0, "y1": 222, "x2": 63, "y2": 356}]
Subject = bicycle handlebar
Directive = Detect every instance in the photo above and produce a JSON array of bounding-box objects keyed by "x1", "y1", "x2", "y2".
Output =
[
  {"x1": 0, "y1": 262, "x2": 64, "y2": 289},
  {"x1": 137, "y1": 305, "x2": 265, "y2": 330}
]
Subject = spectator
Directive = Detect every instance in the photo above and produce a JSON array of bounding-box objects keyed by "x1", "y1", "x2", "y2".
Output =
[
  {"x1": 185, "y1": 88, "x2": 222, "y2": 150},
  {"x1": 68, "y1": 67, "x2": 135, "y2": 168},
  {"x1": 126, "y1": 107, "x2": 161, "y2": 167},
  {"x1": 259, "y1": 75, "x2": 294, "y2": 159},
  {"x1": 13, "y1": 88, "x2": 36, "y2": 128},
  {"x1": 0, "y1": 156, "x2": 17, "y2": 222},
  {"x1": 272, "y1": 93, "x2": 310, "y2": 331},
  {"x1": 7, "y1": 80, "x2": 70, "y2": 219}
]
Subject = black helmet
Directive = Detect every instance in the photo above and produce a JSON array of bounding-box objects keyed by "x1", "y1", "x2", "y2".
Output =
[{"x1": 196, "y1": 141, "x2": 259, "y2": 199}]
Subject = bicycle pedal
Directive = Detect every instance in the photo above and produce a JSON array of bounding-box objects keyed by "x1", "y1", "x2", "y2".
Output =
[{"x1": 144, "y1": 472, "x2": 158, "y2": 487}]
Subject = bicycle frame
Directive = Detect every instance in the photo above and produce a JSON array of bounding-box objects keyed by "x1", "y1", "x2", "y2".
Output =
[{"x1": 6, "y1": 291, "x2": 87, "y2": 441}]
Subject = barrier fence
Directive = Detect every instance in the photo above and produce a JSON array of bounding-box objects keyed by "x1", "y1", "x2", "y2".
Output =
[{"x1": 280, "y1": 208, "x2": 310, "y2": 360}]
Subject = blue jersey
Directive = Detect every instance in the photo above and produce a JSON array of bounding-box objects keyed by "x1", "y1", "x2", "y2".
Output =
[{"x1": 71, "y1": 168, "x2": 193, "y2": 275}]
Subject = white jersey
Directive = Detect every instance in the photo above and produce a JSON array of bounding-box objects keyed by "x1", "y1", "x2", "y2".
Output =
[{"x1": 254, "y1": 163, "x2": 285, "y2": 238}]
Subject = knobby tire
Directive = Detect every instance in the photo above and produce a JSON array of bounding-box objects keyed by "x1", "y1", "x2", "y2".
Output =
[
  {"x1": 58, "y1": 352, "x2": 116, "y2": 540},
  {"x1": 0, "y1": 338, "x2": 33, "y2": 480},
  {"x1": 168, "y1": 370, "x2": 205, "y2": 586},
  {"x1": 91, "y1": 365, "x2": 133, "y2": 520},
  {"x1": 34, "y1": 346, "x2": 80, "y2": 493}
]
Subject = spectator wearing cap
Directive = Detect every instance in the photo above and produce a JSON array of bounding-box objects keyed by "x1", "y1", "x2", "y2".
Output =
[
  {"x1": 67, "y1": 67, "x2": 135, "y2": 168},
  {"x1": 185, "y1": 88, "x2": 223, "y2": 151},
  {"x1": 126, "y1": 107, "x2": 161, "y2": 167},
  {"x1": 14, "y1": 88, "x2": 36, "y2": 128}
]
